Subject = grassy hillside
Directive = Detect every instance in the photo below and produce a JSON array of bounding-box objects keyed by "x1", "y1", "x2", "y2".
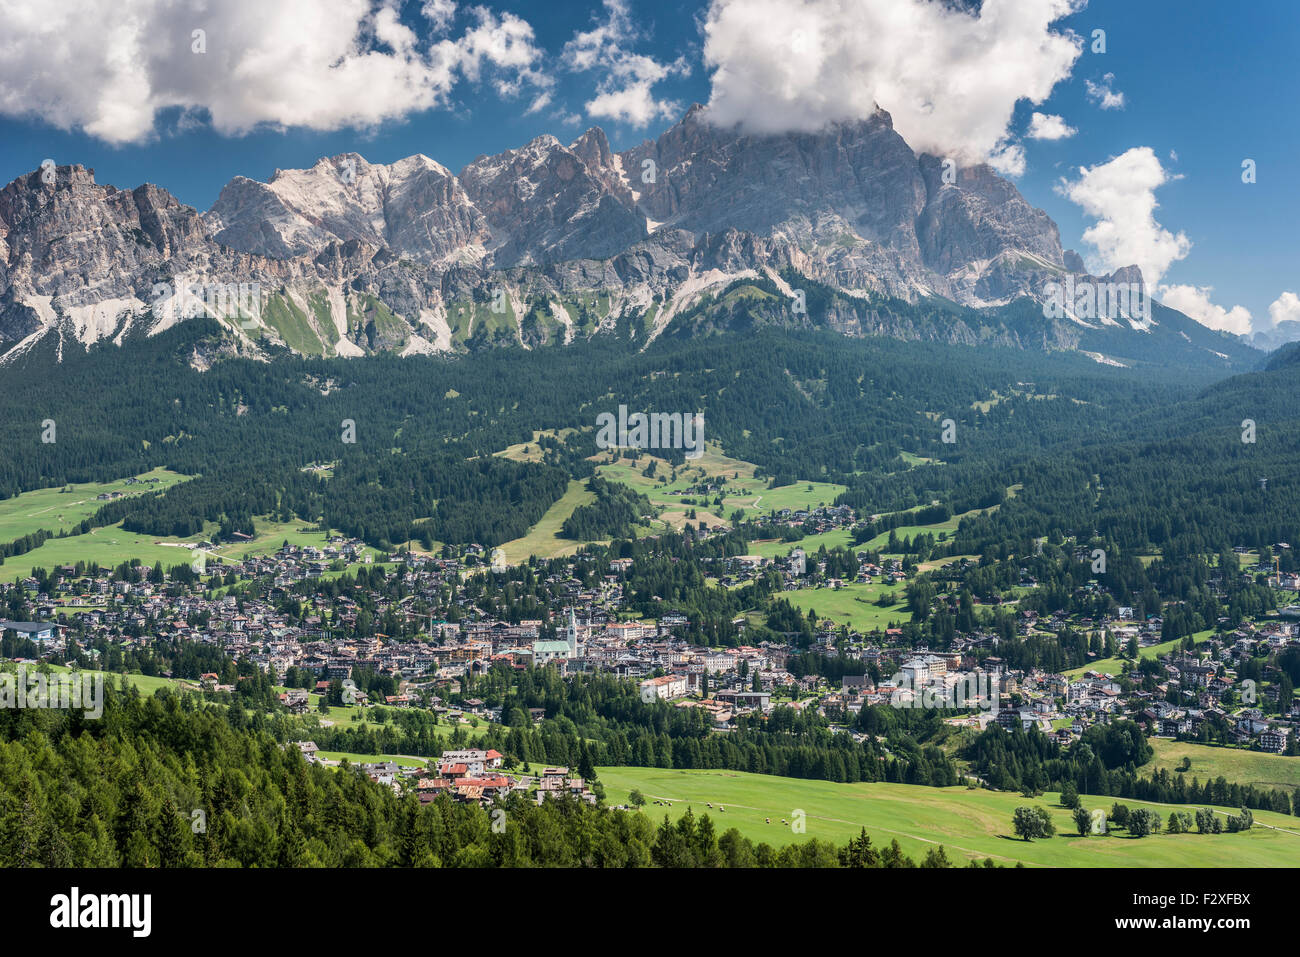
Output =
[
  {"x1": 784, "y1": 580, "x2": 910, "y2": 630},
  {"x1": 0, "y1": 467, "x2": 189, "y2": 542},
  {"x1": 597, "y1": 446, "x2": 846, "y2": 532},
  {"x1": 1, "y1": 509, "x2": 377, "y2": 583},
  {"x1": 597, "y1": 767, "x2": 1300, "y2": 867},
  {"x1": 3, "y1": 524, "x2": 206, "y2": 582},
  {"x1": 494, "y1": 479, "x2": 596, "y2": 563},
  {"x1": 1148, "y1": 738, "x2": 1300, "y2": 791}
]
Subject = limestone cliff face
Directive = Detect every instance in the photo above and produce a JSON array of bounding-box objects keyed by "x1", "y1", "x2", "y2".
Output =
[
  {"x1": 204, "y1": 153, "x2": 489, "y2": 264},
  {"x1": 622, "y1": 104, "x2": 1065, "y2": 305},
  {"x1": 459, "y1": 134, "x2": 645, "y2": 267},
  {"x1": 1, "y1": 165, "x2": 224, "y2": 351},
  {"x1": 3, "y1": 106, "x2": 1234, "y2": 367}
]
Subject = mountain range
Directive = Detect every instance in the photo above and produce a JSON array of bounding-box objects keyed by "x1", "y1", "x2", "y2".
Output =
[{"x1": 0, "y1": 104, "x2": 1259, "y2": 370}]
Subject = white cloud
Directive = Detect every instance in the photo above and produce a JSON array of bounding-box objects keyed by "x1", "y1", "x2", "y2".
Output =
[
  {"x1": 564, "y1": 0, "x2": 635, "y2": 72},
  {"x1": 435, "y1": 6, "x2": 552, "y2": 97},
  {"x1": 700, "y1": 0, "x2": 1084, "y2": 169},
  {"x1": 420, "y1": 0, "x2": 457, "y2": 33},
  {"x1": 1059, "y1": 146, "x2": 1262, "y2": 339},
  {"x1": 988, "y1": 142, "x2": 1027, "y2": 178},
  {"x1": 1056, "y1": 147, "x2": 1191, "y2": 286},
  {"x1": 1268, "y1": 291, "x2": 1300, "y2": 328},
  {"x1": 1026, "y1": 111, "x2": 1076, "y2": 140},
  {"x1": 0, "y1": 0, "x2": 550, "y2": 144},
  {"x1": 1158, "y1": 284, "x2": 1252, "y2": 336},
  {"x1": 562, "y1": 0, "x2": 688, "y2": 127},
  {"x1": 584, "y1": 52, "x2": 690, "y2": 126},
  {"x1": 1085, "y1": 72, "x2": 1125, "y2": 110}
]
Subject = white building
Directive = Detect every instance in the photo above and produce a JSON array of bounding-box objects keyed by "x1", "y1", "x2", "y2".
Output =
[
  {"x1": 439, "y1": 749, "x2": 504, "y2": 774},
  {"x1": 531, "y1": 609, "x2": 582, "y2": 665},
  {"x1": 640, "y1": 674, "x2": 688, "y2": 702}
]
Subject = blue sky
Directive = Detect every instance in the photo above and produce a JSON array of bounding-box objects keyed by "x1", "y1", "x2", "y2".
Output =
[
  {"x1": 1022, "y1": 0, "x2": 1300, "y2": 335},
  {"x1": 1, "y1": 0, "x2": 1294, "y2": 335}
]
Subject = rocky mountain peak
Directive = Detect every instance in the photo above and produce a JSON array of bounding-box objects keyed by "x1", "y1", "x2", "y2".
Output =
[
  {"x1": 570, "y1": 127, "x2": 614, "y2": 167},
  {"x1": 1, "y1": 106, "x2": 1228, "y2": 368},
  {"x1": 205, "y1": 151, "x2": 487, "y2": 264},
  {"x1": 459, "y1": 133, "x2": 644, "y2": 267}
]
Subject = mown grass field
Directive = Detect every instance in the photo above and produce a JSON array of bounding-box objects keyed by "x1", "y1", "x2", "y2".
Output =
[
  {"x1": 728, "y1": 481, "x2": 847, "y2": 518},
  {"x1": 307, "y1": 696, "x2": 498, "y2": 739},
  {"x1": 0, "y1": 467, "x2": 190, "y2": 543},
  {"x1": 1147, "y1": 738, "x2": 1300, "y2": 791},
  {"x1": 495, "y1": 479, "x2": 596, "y2": 563},
  {"x1": 858, "y1": 507, "x2": 983, "y2": 551},
  {"x1": 897, "y1": 451, "x2": 938, "y2": 467},
  {"x1": 2, "y1": 525, "x2": 207, "y2": 582},
  {"x1": 494, "y1": 429, "x2": 577, "y2": 464},
  {"x1": 0, "y1": 461, "x2": 401, "y2": 584},
  {"x1": 492, "y1": 443, "x2": 850, "y2": 562},
  {"x1": 203, "y1": 517, "x2": 386, "y2": 564},
  {"x1": 315, "y1": 751, "x2": 430, "y2": 768},
  {"x1": 861, "y1": 520, "x2": 960, "y2": 550},
  {"x1": 2, "y1": 501, "x2": 380, "y2": 582},
  {"x1": 11, "y1": 663, "x2": 191, "y2": 697},
  {"x1": 918, "y1": 554, "x2": 980, "y2": 573},
  {"x1": 0, "y1": 468, "x2": 199, "y2": 579},
  {"x1": 596, "y1": 446, "x2": 846, "y2": 527},
  {"x1": 597, "y1": 767, "x2": 1300, "y2": 867},
  {"x1": 784, "y1": 580, "x2": 910, "y2": 630},
  {"x1": 748, "y1": 528, "x2": 854, "y2": 559}
]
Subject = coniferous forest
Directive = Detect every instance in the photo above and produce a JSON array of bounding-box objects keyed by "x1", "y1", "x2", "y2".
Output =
[
  {"x1": 3, "y1": 321, "x2": 1298, "y2": 559},
  {"x1": 0, "y1": 683, "x2": 987, "y2": 869}
]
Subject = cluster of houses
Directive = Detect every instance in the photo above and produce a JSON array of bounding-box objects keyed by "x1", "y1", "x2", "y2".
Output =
[
  {"x1": 7, "y1": 524, "x2": 1299, "y2": 764},
  {"x1": 811, "y1": 628, "x2": 1299, "y2": 756},
  {"x1": 8, "y1": 535, "x2": 816, "y2": 730},
  {"x1": 714, "y1": 548, "x2": 908, "y2": 591},
  {"x1": 290, "y1": 743, "x2": 597, "y2": 806}
]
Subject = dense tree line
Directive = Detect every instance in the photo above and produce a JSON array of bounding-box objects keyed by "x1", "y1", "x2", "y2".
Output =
[
  {"x1": 10, "y1": 316, "x2": 1288, "y2": 564},
  {"x1": 0, "y1": 683, "x2": 997, "y2": 868},
  {"x1": 963, "y1": 721, "x2": 1296, "y2": 814},
  {"x1": 314, "y1": 667, "x2": 961, "y2": 788},
  {"x1": 561, "y1": 476, "x2": 653, "y2": 540}
]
